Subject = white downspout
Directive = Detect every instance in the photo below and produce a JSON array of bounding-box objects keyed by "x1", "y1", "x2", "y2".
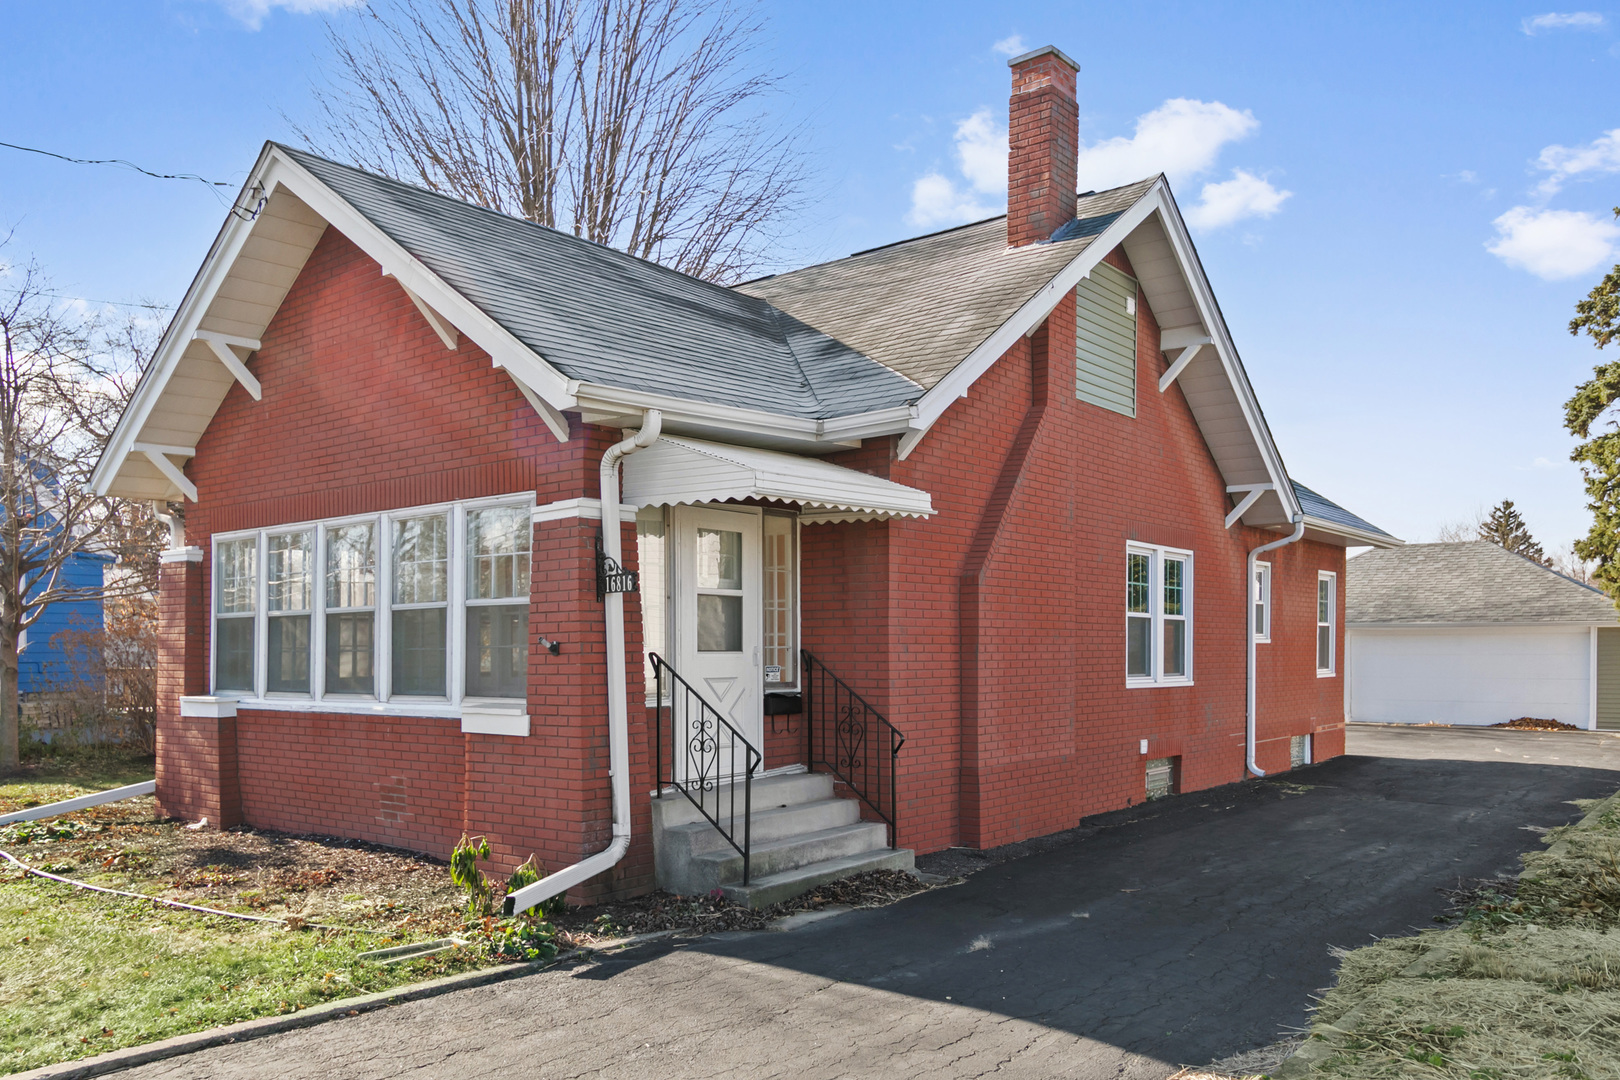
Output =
[
  {"x1": 1246, "y1": 514, "x2": 1305, "y2": 778},
  {"x1": 508, "y1": 410, "x2": 662, "y2": 915}
]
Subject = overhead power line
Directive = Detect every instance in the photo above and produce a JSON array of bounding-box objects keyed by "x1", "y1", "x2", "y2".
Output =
[{"x1": 0, "y1": 141, "x2": 233, "y2": 189}]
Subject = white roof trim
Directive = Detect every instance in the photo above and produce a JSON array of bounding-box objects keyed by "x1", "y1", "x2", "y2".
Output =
[
  {"x1": 891, "y1": 180, "x2": 1299, "y2": 527},
  {"x1": 92, "y1": 144, "x2": 581, "y2": 502},
  {"x1": 621, "y1": 435, "x2": 934, "y2": 521},
  {"x1": 1304, "y1": 516, "x2": 1402, "y2": 549}
]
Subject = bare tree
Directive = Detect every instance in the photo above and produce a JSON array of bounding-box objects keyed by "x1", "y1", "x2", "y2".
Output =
[
  {"x1": 0, "y1": 241, "x2": 161, "y2": 770},
  {"x1": 1432, "y1": 509, "x2": 1485, "y2": 543},
  {"x1": 1551, "y1": 541, "x2": 1598, "y2": 586},
  {"x1": 298, "y1": 0, "x2": 807, "y2": 284}
]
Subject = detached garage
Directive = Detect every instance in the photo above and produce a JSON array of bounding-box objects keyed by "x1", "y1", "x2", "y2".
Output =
[{"x1": 1347, "y1": 541, "x2": 1620, "y2": 730}]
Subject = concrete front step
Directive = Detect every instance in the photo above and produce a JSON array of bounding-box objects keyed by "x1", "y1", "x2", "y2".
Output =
[
  {"x1": 661, "y1": 797, "x2": 861, "y2": 859},
  {"x1": 720, "y1": 846, "x2": 917, "y2": 909},
  {"x1": 650, "y1": 771, "x2": 833, "y2": 832},
  {"x1": 693, "y1": 818, "x2": 888, "y2": 883}
]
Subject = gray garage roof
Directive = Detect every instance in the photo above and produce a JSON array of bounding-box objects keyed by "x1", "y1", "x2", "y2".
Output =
[
  {"x1": 1293, "y1": 482, "x2": 1398, "y2": 543},
  {"x1": 1347, "y1": 541, "x2": 1617, "y2": 625},
  {"x1": 735, "y1": 179, "x2": 1158, "y2": 390},
  {"x1": 280, "y1": 146, "x2": 922, "y2": 420}
]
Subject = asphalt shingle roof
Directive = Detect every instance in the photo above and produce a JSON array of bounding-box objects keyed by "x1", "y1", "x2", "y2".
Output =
[
  {"x1": 280, "y1": 145, "x2": 921, "y2": 420},
  {"x1": 1293, "y1": 481, "x2": 1398, "y2": 542},
  {"x1": 1346, "y1": 541, "x2": 1616, "y2": 625},
  {"x1": 734, "y1": 180, "x2": 1158, "y2": 390}
]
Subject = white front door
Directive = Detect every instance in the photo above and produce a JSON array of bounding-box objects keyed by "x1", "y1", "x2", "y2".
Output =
[{"x1": 672, "y1": 505, "x2": 762, "y2": 780}]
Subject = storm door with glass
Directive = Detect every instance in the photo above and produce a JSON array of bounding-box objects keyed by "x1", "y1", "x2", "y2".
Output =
[{"x1": 670, "y1": 505, "x2": 762, "y2": 782}]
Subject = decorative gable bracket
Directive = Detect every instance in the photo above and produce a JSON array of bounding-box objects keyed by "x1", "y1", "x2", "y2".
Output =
[
  {"x1": 194, "y1": 331, "x2": 262, "y2": 401},
  {"x1": 1225, "y1": 483, "x2": 1275, "y2": 529}
]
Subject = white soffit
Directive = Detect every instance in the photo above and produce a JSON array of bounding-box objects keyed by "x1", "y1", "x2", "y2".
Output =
[
  {"x1": 92, "y1": 145, "x2": 578, "y2": 503},
  {"x1": 621, "y1": 436, "x2": 934, "y2": 522}
]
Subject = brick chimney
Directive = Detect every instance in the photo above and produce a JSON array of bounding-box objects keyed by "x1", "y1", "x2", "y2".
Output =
[{"x1": 1006, "y1": 45, "x2": 1080, "y2": 247}]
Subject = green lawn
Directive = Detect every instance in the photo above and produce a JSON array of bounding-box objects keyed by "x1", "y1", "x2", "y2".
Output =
[
  {"x1": 0, "y1": 873, "x2": 491, "y2": 1075},
  {"x1": 0, "y1": 754, "x2": 543, "y2": 1075}
]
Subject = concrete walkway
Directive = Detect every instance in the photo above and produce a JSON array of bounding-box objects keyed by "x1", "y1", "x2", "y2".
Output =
[{"x1": 111, "y1": 725, "x2": 1620, "y2": 1079}]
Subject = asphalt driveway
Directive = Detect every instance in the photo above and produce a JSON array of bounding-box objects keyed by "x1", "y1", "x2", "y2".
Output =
[{"x1": 105, "y1": 725, "x2": 1620, "y2": 1079}]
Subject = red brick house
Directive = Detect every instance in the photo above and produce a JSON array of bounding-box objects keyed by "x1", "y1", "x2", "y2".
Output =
[{"x1": 93, "y1": 45, "x2": 1395, "y2": 909}]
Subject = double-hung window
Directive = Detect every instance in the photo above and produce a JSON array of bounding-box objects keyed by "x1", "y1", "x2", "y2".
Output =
[
  {"x1": 1126, "y1": 544, "x2": 1193, "y2": 686},
  {"x1": 210, "y1": 495, "x2": 532, "y2": 708},
  {"x1": 465, "y1": 506, "x2": 530, "y2": 699},
  {"x1": 214, "y1": 537, "x2": 256, "y2": 692},
  {"x1": 1252, "y1": 561, "x2": 1271, "y2": 643},
  {"x1": 266, "y1": 531, "x2": 313, "y2": 693},
  {"x1": 1317, "y1": 571, "x2": 1336, "y2": 676}
]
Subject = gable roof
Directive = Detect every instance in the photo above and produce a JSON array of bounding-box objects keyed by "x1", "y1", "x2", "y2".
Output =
[
  {"x1": 736, "y1": 180, "x2": 1155, "y2": 390},
  {"x1": 91, "y1": 145, "x2": 1338, "y2": 536},
  {"x1": 282, "y1": 148, "x2": 920, "y2": 420},
  {"x1": 1347, "y1": 541, "x2": 1615, "y2": 626}
]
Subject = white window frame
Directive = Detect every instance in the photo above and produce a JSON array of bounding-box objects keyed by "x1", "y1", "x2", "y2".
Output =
[
  {"x1": 1316, "y1": 570, "x2": 1337, "y2": 677},
  {"x1": 1125, "y1": 542, "x2": 1194, "y2": 688},
  {"x1": 208, "y1": 491, "x2": 535, "y2": 716},
  {"x1": 1253, "y1": 561, "x2": 1272, "y2": 643}
]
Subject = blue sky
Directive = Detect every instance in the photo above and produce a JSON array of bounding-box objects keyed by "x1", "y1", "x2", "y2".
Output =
[{"x1": 4, "y1": 2, "x2": 1619, "y2": 556}]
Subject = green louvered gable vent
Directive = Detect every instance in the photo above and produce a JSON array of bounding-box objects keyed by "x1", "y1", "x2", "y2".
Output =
[{"x1": 1075, "y1": 262, "x2": 1138, "y2": 418}]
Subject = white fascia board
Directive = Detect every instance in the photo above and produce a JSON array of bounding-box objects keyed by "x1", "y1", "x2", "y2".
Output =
[
  {"x1": 1149, "y1": 183, "x2": 1301, "y2": 522},
  {"x1": 93, "y1": 143, "x2": 282, "y2": 496},
  {"x1": 1348, "y1": 620, "x2": 1608, "y2": 631},
  {"x1": 1304, "y1": 516, "x2": 1403, "y2": 548},
  {"x1": 263, "y1": 151, "x2": 576, "y2": 412},
  {"x1": 571, "y1": 383, "x2": 914, "y2": 450}
]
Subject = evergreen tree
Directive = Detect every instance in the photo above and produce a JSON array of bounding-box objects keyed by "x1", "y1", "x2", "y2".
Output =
[
  {"x1": 1564, "y1": 208, "x2": 1620, "y2": 600},
  {"x1": 1478, "y1": 500, "x2": 1548, "y2": 563}
]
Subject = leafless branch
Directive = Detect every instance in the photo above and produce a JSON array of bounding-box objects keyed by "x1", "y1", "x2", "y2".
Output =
[{"x1": 295, "y1": 0, "x2": 808, "y2": 283}]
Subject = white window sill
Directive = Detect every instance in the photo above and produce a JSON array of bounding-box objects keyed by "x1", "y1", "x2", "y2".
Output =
[
  {"x1": 1126, "y1": 678, "x2": 1195, "y2": 689},
  {"x1": 1316, "y1": 670, "x2": 1337, "y2": 679},
  {"x1": 1254, "y1": 637, "x2": 1271, "y2": 645},
  {"x1": 212, "y1": 696, "x2": 528, "y2": 724}
]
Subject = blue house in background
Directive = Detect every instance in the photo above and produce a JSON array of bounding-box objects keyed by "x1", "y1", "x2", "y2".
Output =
[{"x1": 19, "y1": 548, "x2": 113, "y2": 694}]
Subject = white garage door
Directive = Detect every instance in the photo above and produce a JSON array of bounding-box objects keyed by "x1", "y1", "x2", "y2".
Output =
[{"x1": 1348, "y1": 625, "x2": 1592, "y2": 728}]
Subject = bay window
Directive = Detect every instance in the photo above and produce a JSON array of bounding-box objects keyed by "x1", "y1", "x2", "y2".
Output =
[
  {"x1": 1125, "y1": 543, "x2": 1193, "y2": 686},
  {"x1": 209, "y1": 495, "x2": 532, "y2": 708}
]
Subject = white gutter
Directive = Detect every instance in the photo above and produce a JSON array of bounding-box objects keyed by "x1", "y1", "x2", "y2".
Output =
[
  {"x1": 507, "y1": 410, "x2": 662, "y2": 915},
  {"x1": 1246, "y1": 515, "x2": 1305, "y2": 778}
]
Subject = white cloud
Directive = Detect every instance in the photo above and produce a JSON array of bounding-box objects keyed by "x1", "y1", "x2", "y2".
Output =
[
  {"x1": 1486, "y1": 206, "x2": 1620, "y2": 279},
  {"x1": 904, "y1": 97, "x2": 1288, "y2": 232},
  {"x1": 216, "y1": 0, "x2": 359, "y2": 30},
  {"x1": 992, "y1": 35, "x2": 1026, "y2": 58},
  {"x1": 1184, "y1": 169, "x2": 1292, "y2": 230},
  {"x1": 953, "y1": 109, "x2": 1008, "y2": 195},
  {"x1": 907, "y1": 173, "x2": 998, "y2": 228},
  {"x1": 1075, "y1": 98, "x2": 1258, "y2": 191},
  {"x1": 1522, "y1": 11, "x2": 1606, "y2": 34},
  {"x1": 906, "y1": 108, "x2": 1007, "y2": 227},
  {"x1": 1534, "y1": 128, "x2": 1620, "y2": 195}
]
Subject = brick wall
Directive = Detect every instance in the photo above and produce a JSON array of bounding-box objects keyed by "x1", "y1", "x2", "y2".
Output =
[
  {"x1": 801, "y1": 246, "x2": 1346, "y2": 853},
  {"x1": 164, "y1": 227, "x2": 649, "y2": 901},
  {"x1": 157, "y1": 219, "x2": 1345, "y2": 899}
]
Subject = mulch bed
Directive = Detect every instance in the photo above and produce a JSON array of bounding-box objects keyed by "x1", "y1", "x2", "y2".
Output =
[
  {"x1": 551, "y1": 869, "x2": 943, "y2": 946},
  {"x1": 2, "y1": 794, "x2": 947, "y2": 945},
  {"x1": 1492, "y1": 716, "x2": 1583, "y2": 732}
]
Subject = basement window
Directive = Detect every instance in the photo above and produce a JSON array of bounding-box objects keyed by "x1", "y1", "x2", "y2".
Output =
[
  {"x1": 1145, "y1": 756, "x2": 1178, "y2": 800},
  {"x1": 209, "y1": 493, "x2": 533, "y2": 708},
  {"x1": 1290, "y1": 735, "x2": 1312, "y2": 768}
]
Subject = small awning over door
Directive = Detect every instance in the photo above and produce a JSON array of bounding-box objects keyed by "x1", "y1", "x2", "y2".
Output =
[{"x1": 621, "y1": 435, "x2": 934, "y2": 523}]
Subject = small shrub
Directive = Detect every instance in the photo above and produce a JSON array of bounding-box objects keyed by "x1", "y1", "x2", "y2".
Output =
[
  {"x1": 482, "y1": 916, "x2": 557, "y2": 962},
  {"x1": 449, "y1": 834, "x2": 494, "y2": 918}
]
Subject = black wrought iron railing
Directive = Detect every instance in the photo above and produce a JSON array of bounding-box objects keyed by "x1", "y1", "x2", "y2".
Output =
[
  {"x1": 801, "y1": 649, "x2": 905, "y2": 848},
  {"x1": 650, "y1": 652, "x2": 762, "y2": 884}
]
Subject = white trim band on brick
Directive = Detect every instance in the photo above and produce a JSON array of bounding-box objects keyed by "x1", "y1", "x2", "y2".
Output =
[
  {"x1": 532, "y1": 498, "x2": 638, "y2": 525},
  {"x1": 460, "y1": 702, "x2": 530, "y2": 737},
  {"x1": 180, "y1": 696, "x2": 239, "y2": 719},
  {"x1": 161, "y1": 547, "x2": 205, "y2": 564}
]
